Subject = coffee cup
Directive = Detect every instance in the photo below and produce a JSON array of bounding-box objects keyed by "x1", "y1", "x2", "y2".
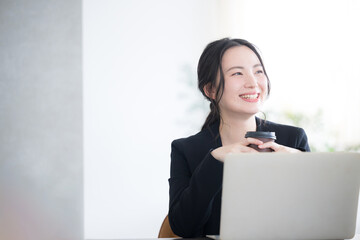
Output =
[{"x1": 245, "y1": 131, "x2": 276, "y2": 152}]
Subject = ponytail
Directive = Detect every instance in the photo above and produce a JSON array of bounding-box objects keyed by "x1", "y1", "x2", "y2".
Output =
[{"x1": 201, "y1": 101, "x2": 220, "y2": 131}]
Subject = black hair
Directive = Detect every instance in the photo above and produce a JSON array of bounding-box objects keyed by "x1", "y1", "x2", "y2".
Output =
[{"x1": 197, "y1": 38, "x2": 271, "y2": 131}]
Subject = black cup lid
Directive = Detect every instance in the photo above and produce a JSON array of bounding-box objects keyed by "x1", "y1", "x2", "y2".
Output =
[{"x1": 245, "y1": 131, "x2": 276, "y2": 140}]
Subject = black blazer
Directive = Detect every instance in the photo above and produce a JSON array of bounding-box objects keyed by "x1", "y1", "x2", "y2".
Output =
[{"x1": 168, "y1": 118, "x2": 310, "y2": 237}]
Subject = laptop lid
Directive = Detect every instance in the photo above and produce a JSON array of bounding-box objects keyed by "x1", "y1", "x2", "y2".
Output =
[{"x1": 220, "y1": 152, "x2": 360, "y2": 240}]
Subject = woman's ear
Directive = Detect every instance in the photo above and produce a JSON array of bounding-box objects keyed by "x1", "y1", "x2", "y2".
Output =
[{"x1": 203, "y1": 83, "x2": 216, "y2": 100}]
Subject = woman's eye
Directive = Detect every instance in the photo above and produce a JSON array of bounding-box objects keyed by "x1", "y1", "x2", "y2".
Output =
[
  {"x1": 232, "y1": 72, "x2": 243, "y2": 76},
  {"x1": 255, "y1": 70, "x2": 264, "y2": 74}
]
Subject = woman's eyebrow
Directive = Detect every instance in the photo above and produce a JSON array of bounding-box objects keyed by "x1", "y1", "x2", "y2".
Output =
[
  {"x1": 226, "y1": 66, "x2": 244, "y2": 72},
  {"x1": 253, "y1": 63, "x2": 263, "y2": 68},
  {"x1": 226, "y1": 64, "x2": 262, "y2": 72}
]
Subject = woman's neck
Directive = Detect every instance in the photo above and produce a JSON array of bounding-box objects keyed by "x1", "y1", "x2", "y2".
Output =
[{"x1": 219, "y1": 114, "x2": 257, "y2": 146}]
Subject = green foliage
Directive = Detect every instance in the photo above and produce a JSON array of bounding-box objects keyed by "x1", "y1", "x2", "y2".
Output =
[{"x1": 265, "y1": 109, "x2": 360, "y2": 152}]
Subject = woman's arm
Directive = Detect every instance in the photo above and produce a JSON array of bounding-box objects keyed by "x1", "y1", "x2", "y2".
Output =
[{"x1": 168, "y1": 140, "x2": 223, "y2": 237}]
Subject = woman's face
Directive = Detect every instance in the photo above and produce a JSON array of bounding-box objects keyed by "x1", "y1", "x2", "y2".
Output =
[{"x1": 217, "y1": 46, "x2": 268, "y2": 118}]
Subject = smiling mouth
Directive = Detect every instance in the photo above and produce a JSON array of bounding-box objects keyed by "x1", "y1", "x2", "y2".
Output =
[{"x1": 239, "y1": 93, "x2": 260, "y2": 100}]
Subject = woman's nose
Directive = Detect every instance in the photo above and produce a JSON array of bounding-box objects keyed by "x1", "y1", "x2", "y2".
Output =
[{"x1": 244, "y1": 74, "x2": 258, "y2": 88}]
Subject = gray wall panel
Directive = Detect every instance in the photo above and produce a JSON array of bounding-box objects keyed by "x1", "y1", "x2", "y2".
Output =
[{"x1": 0, "y1": 1, "x2": 82, "y2": 239}]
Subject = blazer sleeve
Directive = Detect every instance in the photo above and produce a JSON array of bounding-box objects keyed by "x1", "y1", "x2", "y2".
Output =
[
  {"x1": 295, "y1": 128, "x2": 311, "y2": 152},
  {"x1": 168, "y1": 139, "x2": 223, "y2": 237}
]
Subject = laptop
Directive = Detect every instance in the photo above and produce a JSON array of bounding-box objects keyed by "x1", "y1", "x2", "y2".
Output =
[{"x1": 216, "y1": 152, "x2": 360, "y2": 240}]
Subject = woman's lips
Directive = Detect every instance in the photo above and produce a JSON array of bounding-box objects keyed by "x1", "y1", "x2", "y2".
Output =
[{"x1": 239, "y1": 93, "x2": 260, "y2": 102}]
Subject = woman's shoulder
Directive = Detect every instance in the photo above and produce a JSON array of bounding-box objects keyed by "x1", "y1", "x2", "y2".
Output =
[
  {"x1": 172, "y1": 123, "x2": 220, "y2": 150},
  {"x1": 172, "y1": 128, "x2": 214, "y2": 147}
]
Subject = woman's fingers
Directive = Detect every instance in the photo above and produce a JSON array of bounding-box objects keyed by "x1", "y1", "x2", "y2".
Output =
[
  {"x1": 244, "y1": 137, "x2": 264, "y2": 146},
  {"x1": 241, "y1": 146, "x2": 259, "y2": 153},
  {"x1": 258, "y1": 141, "x2": 280, "y2": 151},
  {"x1": 237, "y1": 140, "x2": 261, "y2": 153},
  {"x1": 259, "y1": 142, "x2": 301, "y2": 153},
  {"x1": 211, "y1": 140, "x2": 261, "y2": 161}
]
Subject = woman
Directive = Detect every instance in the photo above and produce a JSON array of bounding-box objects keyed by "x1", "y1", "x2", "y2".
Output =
[{"x1": 168, "y1": 38, "x2": 310, "y2": 237}]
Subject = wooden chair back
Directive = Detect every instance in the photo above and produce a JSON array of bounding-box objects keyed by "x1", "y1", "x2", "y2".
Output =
[{"x1": 158, "y1": 215, "x2": 179, "y2": 238}]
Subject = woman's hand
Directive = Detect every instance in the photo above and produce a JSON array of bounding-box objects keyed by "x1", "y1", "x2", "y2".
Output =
[
  {"x1": 258, "y1": 141, "x2": 301, "y2": 153},
  {"x1": 211, "y1": 138, "x2": 301, "y2": 162},
  {"x1": 210, "y1": 137, "x2": 264, "y2": 162}
]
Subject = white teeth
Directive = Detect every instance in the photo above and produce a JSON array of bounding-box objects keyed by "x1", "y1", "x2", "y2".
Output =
[{"x1": 240, "y1": 94, "x2": 258, "y2": 99}]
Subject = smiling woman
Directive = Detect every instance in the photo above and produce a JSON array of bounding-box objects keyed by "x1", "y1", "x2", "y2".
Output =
[{"x1": 168, "y1": 38, "x2": 310, "y2": 238}]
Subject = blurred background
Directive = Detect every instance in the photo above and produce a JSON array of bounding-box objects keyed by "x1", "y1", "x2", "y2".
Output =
[{"x1": 1, "y1": 0, "x2": 359, "y2": 239}]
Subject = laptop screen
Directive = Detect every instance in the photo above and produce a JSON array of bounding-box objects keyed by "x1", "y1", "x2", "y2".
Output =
[{"x1": 220, "y1": 152, "x2": 360, "y2": 240}]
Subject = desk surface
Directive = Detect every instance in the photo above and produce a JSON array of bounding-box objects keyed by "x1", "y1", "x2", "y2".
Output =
[
  {"x1": 87, "y1": 238, "x2": 209, "y2": 240},
  {"x1": 86, "y1": 239, "x2": 207, "y2": 240},
  {"x1": 87, "y1": 235, "x2": 360, "y2": 240}
]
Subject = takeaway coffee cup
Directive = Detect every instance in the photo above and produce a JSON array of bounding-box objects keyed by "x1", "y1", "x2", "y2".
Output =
[{"x1": 245, "y1": 131, "x2": 276, "y2": 152}]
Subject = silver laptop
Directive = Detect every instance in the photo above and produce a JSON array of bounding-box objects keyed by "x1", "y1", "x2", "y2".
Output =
[{"x1": 218, "y1": 152, "x2": 360, "y2": 240}]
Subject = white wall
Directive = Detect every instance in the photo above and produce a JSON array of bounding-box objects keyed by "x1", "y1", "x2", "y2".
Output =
[{"x1": 83, "y1": 0, "x2": 221, "y2": 238}]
